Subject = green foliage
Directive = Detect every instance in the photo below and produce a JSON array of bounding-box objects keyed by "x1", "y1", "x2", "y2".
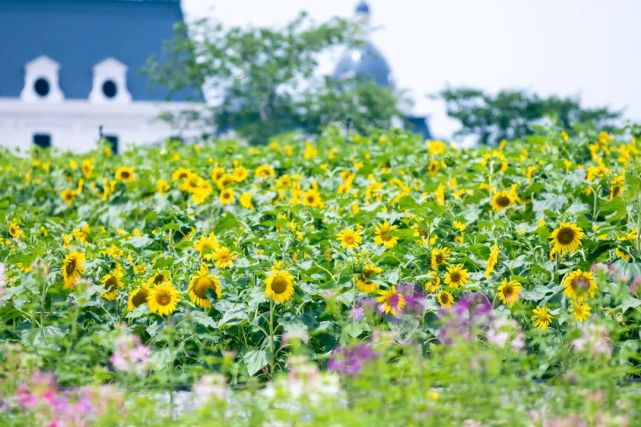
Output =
[
  {"x1": 439, "y1": 87, "x2": 621, "y2": 146},
  {"x1": 1, "y1": 124, "x2": 641, "y2": 425},
  {"x1": 146, "y1": 14, "x2": 401, "y2": 143}
]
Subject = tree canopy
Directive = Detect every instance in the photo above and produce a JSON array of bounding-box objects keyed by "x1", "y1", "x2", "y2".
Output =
[
  {"x1": 146, "y1": 14, "x2": 402, "y2": 143},
  {"x1": 439, "y1": 87, "x2": 621, "y2": 146}
]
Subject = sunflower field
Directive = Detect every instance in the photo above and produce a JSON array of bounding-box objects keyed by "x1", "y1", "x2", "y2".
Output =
[{"x1": 2, "y1": 125, "x2": 641, "y2": 426}]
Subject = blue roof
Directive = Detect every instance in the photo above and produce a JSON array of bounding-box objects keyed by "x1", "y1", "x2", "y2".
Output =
[
  {"x1": 355, "y1": 1, "x2": 370, "y2": 14},
  {"x1": 0, "y1": 0, "x2": 197, "y2": 101},
  {"x1": 333, "y1": 42, "x2": 394, "y2": 88}
]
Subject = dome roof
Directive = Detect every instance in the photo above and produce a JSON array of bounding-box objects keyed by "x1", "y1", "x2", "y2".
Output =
[
  {"x1": 355, "y1": 1, "x2": 370, "y2": 15},
  {"x1": 333, "y1": 42, "x2": 394, "y2": 88}
]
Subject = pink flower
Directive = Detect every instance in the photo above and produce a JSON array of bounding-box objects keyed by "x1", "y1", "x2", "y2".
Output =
[
  {"x1": 110, "y1": 334, "x2": 150, "y2": 376},
  {"x1": 572, "y1": 324, "x2": 612, "y2": 358}
]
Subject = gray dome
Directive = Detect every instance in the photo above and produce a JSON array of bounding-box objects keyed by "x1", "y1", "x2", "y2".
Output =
[{"x1": 333, "y1": 42, "x2": 394, "y2": 88}]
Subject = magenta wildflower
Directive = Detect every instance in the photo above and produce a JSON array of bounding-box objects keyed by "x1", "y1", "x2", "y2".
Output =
[
  {"x1": 396, "y1": 283, "x2": 427, "y2": 313},
  {"x1": 439, "y1": 292, "x2": 493, "y2": 345},
  {"x1": 328, "y1": 343, "x2": 378, "y2": 376}
]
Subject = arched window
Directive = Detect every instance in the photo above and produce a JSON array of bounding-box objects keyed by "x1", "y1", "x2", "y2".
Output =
[
  {"x1": 21, "y1": 56, "x2": 65, "y2": 102},
  {"x1": 89, "y1": 58, "x2": 132, "y2": 104}
]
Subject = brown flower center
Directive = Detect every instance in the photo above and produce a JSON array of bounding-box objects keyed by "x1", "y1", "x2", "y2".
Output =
[
  {"x1": 571, "y1": 277, "x2": 590, "y2": 294},
  {"x1": 556, "y1": 227, "x2": 576, "y2": 245},
  {"x1": 450, "y1": 272, "x2": 461, "y2": 283},
  {"x1": 153, "y1": 274, "x2": 166, "y2": 284},
  {"x1": 121, "y1": 171, "x2": 130, "y2": 179},
  {"x1": 105, "y1": 276, "x2": 118, "y2": 290},
  {"x1": 496, "y1": 195, "x2": 511, "y2": 207},
  {"x1": 271, "y1": 277, "x2": 288, "y2": 294},
  {"x1": 344, "y1": 235, "x2": 356, "y2": 245},
  {"x1": 132, "y1": 288, "x2": 148, "y2": 307},
  {"x1": 194, "y1": 277, "x2": 214, "y2": 298},
  {"x1": 65, "y1": 259, "x2": 77, "y2": 276},
  {"x1": 156, "y1": 291, "x2": 171, "y2": 306}
]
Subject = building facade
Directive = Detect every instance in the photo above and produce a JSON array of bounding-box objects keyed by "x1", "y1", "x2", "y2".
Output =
[
  {"x1": 0, "y1": 0, "x2": 201, "y2": 152},
  {"x1": 334, "y1": 1, "x2": 432, "y2": 139}
]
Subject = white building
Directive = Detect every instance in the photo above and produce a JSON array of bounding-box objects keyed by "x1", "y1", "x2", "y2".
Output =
[{"x1": 0, "y1": 0, "x2": 202, "y2": 153}]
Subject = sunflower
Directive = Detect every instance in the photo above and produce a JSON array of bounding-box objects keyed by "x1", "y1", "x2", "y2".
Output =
[
  {"x1": 239, "y1": 192, "x2": 254, "y2": 209},
  {"x1": 232, "y1": 166, "x2": 249, "y2": 182},
  {"x1": 428, "y1": 159, "x2": 442, "y2": 175},
  {"x1": 377, "y1": 286, "x2": 406, "y2": 316},
  {"x1": 213, "y1": 246, "x2": 237, "y2": 269},
  {"x1": 444, "y1": 264, "x2": 469, "y2": 288},
  {"x1": 491, "y1": 191, "x2": 514, "y2": 212},
  {"x1": 115, "y1": 167, "x2": 135, "y2": 183},
  {"x1": 81, "y1": 159, "x2": 93, "y2": 178},
  {"x1": 148, "y1": 283, "x2": 180, "y2": 316},
  {"x1": 484, "y1": 244, "x2": 499, "y2": 278},
  {"x1": 437, "y1": 290, "x2": 454, "y2": 308},
  {"x1": 337, "y1": 228, "x2": 362, "y2": 249},
  {"x1": 355, "y1": 264, "x2": 382, "y2": 294},
  {"x1": 62, "y1": 251, "x2": 86, "y2": 289},
  {"x1": 127, "y1": 285, "x2": 149, "y2": 311},
  {"x1": 532, "y1": 306, "x2": 554, "y2": 330},
  {"x1": 216, "y1": 173, "x2": 235, "y2": 190},
  {"x1": 145, "y1": 272, "x2": 170, "y2": 287},
  {"x1": 302, "y1": 188, "x2": 323, "y2": 208},
  {"x1": 188, "y1": 264, "x2": 222, "y2": 309},
  {"x1": 219, "y1": 188, "x2": 235, "y2": 205},
  {"x1": 570, "y1": 303, "x2": 591, "y2": 321},
  {"x1": 426, "y1": 140, "x2": 446, "y2": 155},
  {"x1": 195, "y1": 233, "x2": 220, "y2": 260},
  {"x1": 265, "y1": 270, "x2": 295, "y2": 303},
  {"x1": 8, "y1": 221, "x2": 23, "y2": 238},
  {"x1": 430, "y1": 247, "x2": 451, "y2": 270},
  {"x1": 172, "y1": 168, "x2": 194, "y2": 182},
  {"x1": 255, "y1": 164, "x2": 275, "y2": 179},
  {"x1": 101, "y1": 265, "x2": 124, "y2": 301},
  {"x1": 60, "y1": 189, "x2": 75, "y2": 206},
  {"x1": 609, "y1": 175, "x2": 624, "y2": 200},
  {"x1": 550, "y1": 222, "x2": 584, "y2": 256},
  {"x1": 497, "y1": 279, "x2": 521, "y2": 306},
  {"x1": 424, "y1": 271, "x2": 440, "y2": 293},
  {"x1": 562, "y1": 270, "x2": 597, "y2": 301},
  {"x1": 156, "y1": 179, "x2": 170, "y2": 193},
  {"x1": 374, "y1": 221, "x2": 399, "y2": 249}
]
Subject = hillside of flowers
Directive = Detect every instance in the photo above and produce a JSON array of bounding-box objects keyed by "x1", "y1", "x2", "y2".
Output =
[{"x1": 1, "y1": 125, "x2": 641, "y2": 425}]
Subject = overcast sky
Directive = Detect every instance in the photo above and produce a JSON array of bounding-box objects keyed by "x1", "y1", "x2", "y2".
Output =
[{"x1": 182, "y1": 0, "x2": 641, "y2": 139}]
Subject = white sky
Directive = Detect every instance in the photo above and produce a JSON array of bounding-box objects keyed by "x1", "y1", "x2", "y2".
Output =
[{"x1": 182, "y1": 0, "x2": 641, "y2": 139}]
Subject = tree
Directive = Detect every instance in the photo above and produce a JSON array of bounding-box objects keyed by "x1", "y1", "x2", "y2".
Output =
[
  {"x1": 145, "y1": 13, "x2": 401, "y2": 143},
  {"x1": 438, "y1": 87, "x2": 621, "y2": 146}
]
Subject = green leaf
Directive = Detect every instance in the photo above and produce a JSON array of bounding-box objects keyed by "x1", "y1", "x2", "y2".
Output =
[
  {"x1": 189, "y1": 310, "x2": 217, "y2": 329},
  {"x1": 243, "y1": 349, "x2": 272, "y2": 376},
  {"x1": 216, "y1": 302, "x2": 249, "y2": 327},
  {"x1": 127, "y1": 236, "x2": 153, "y2": 249},
  {"x1": 21, "y1": 325, "x2": 65, "y2": 348},
  {"x1": 621, "y1": 296, "x2": 641, "y2": 313}
]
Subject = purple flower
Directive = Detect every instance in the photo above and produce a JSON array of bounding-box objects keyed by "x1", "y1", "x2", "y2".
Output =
[
  {"x1": 352, "y1": 296, "x2": 377, "y2": 320},
  {"x1": 438, "y1": 292, "x2": 493, "y2": 346},
  {"x1": 351, "y1": 306, "x2": 365, "y2": 321},
  {"x1": 328, "y1": 343, "x2": 378, "y2": 376},
  {"x1": 397, "y1": 283, "x2": 427, "y2": 313}
]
